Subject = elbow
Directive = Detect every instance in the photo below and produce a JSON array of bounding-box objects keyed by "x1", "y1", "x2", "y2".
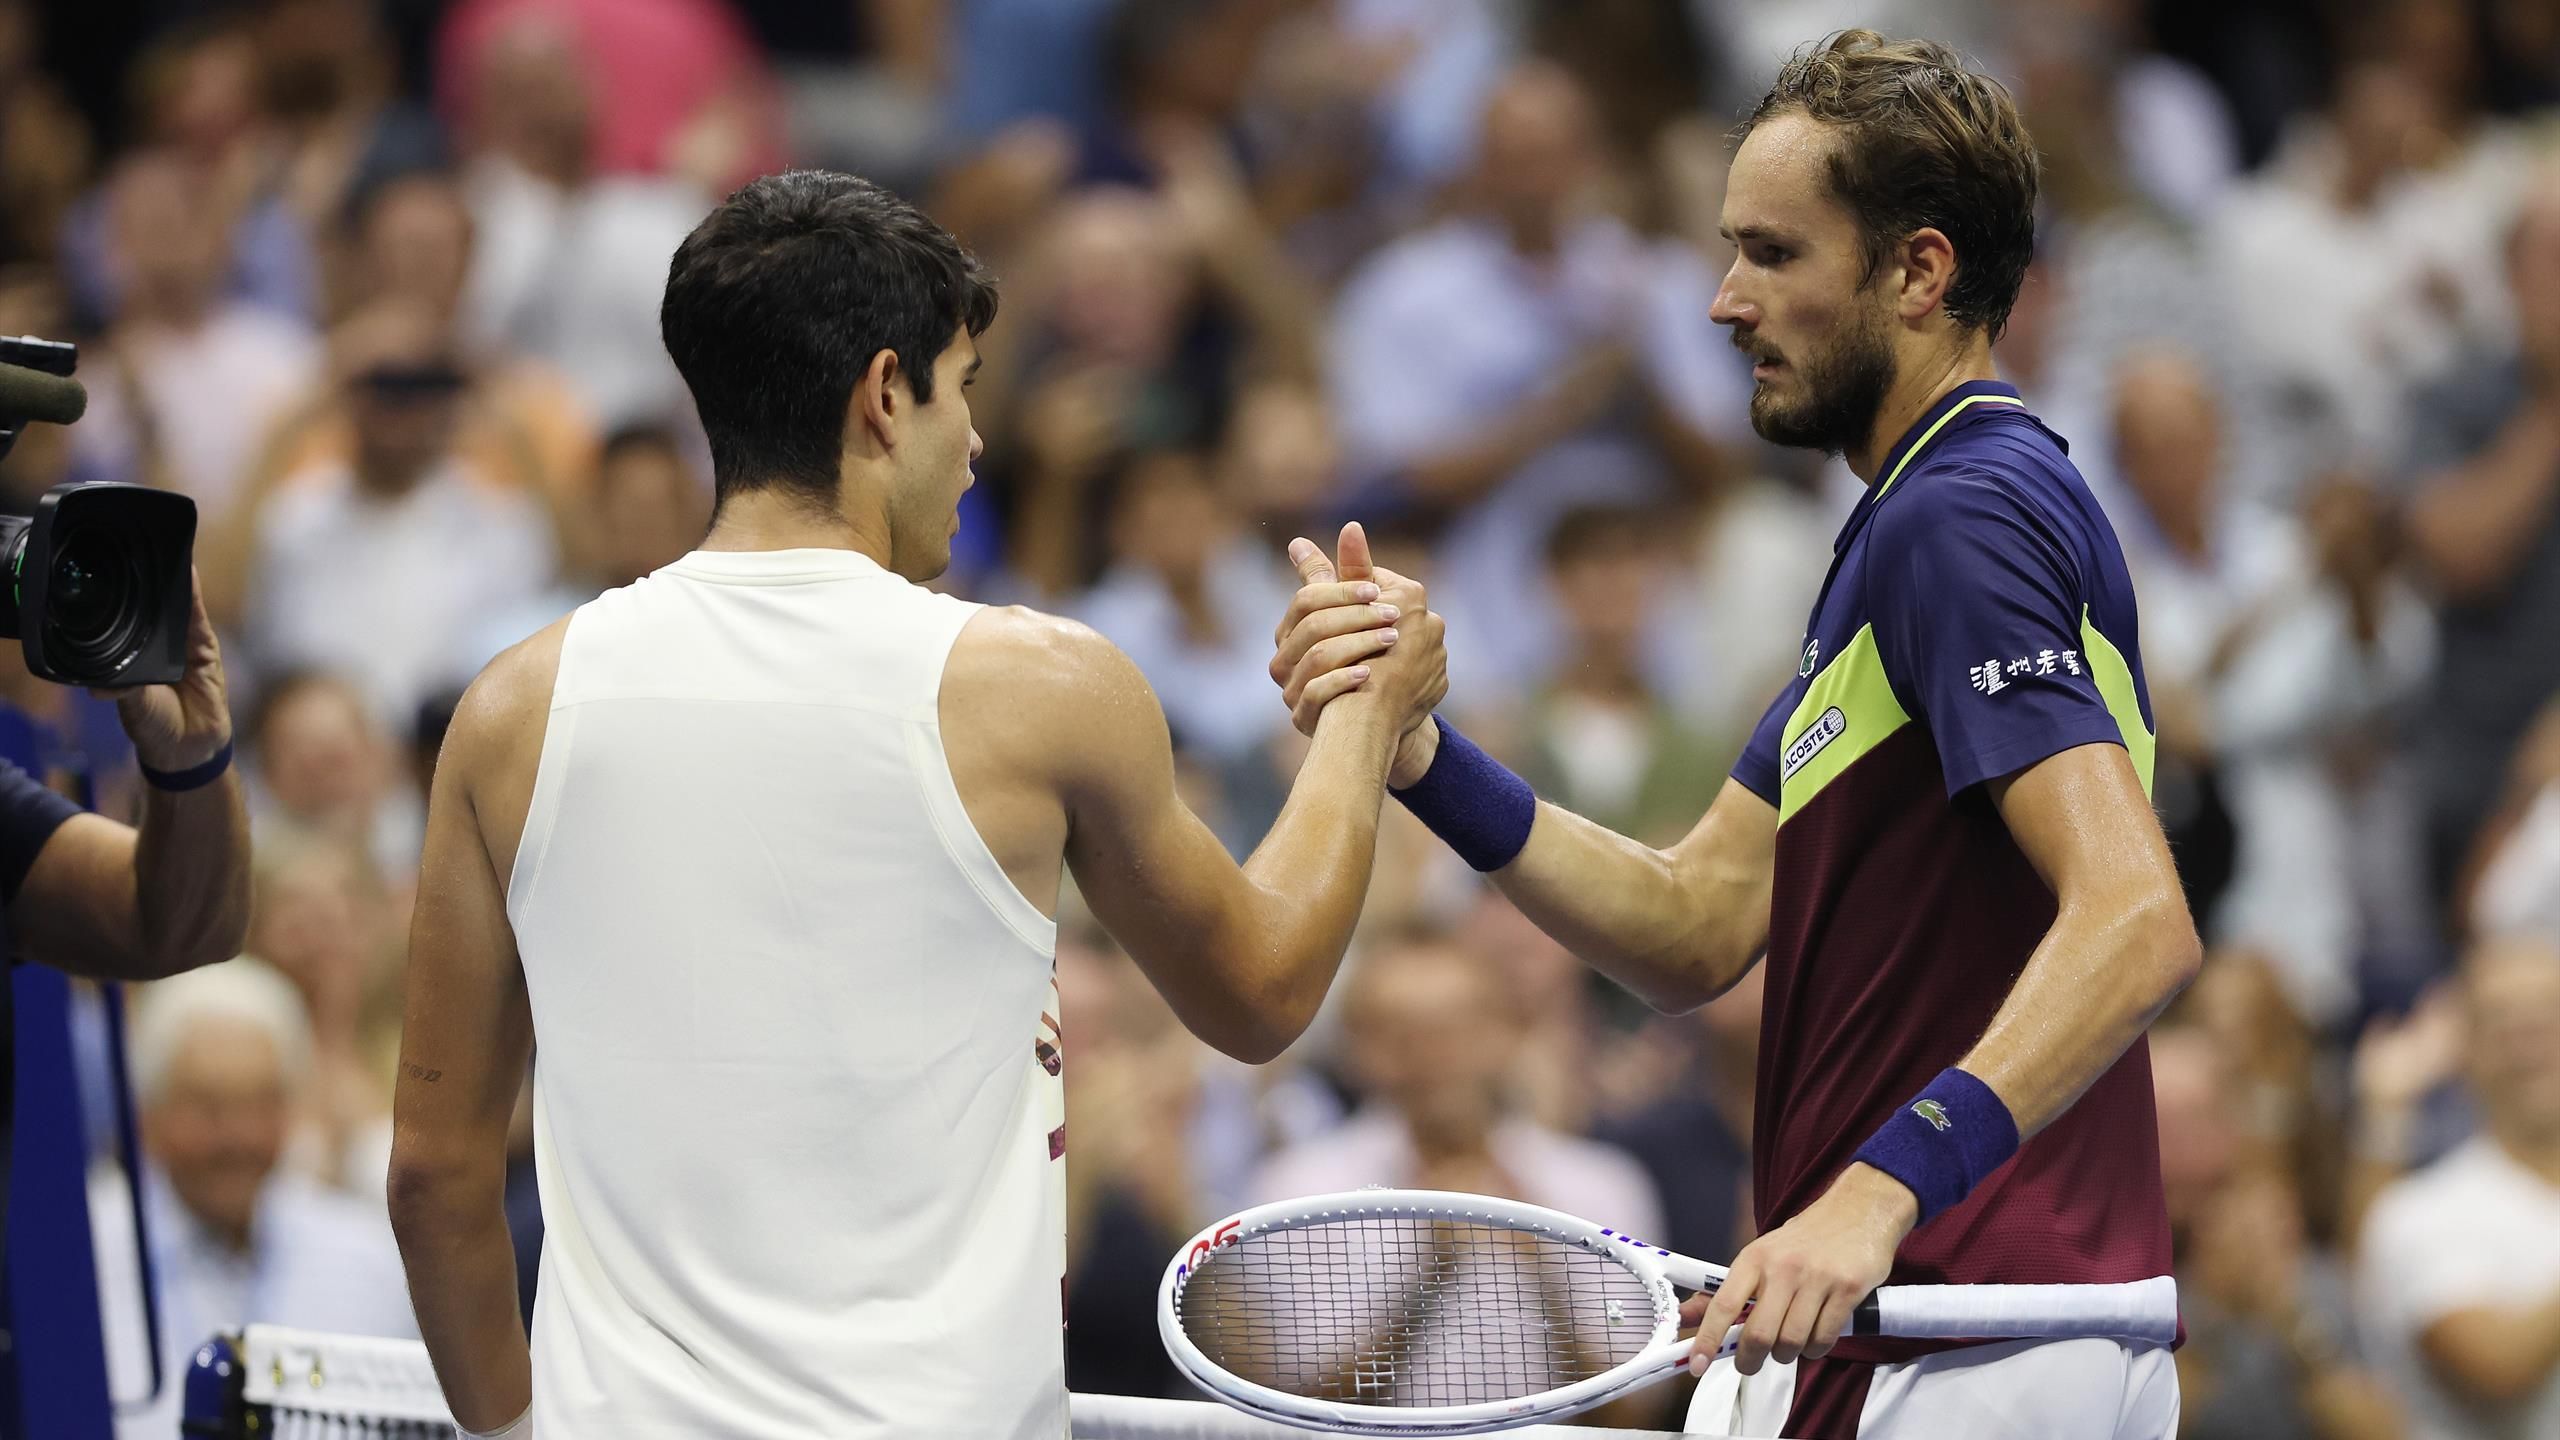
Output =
[
  {"x1": 2140, "y1": 897, "x2": 2205, "y2": 1007},
  {"x1": 385, "y1": 1143, "x2": 499, "y2": 1245},
  {"x1": 1216, "y1": 979, "x2": 1318, "y2": 1066}
]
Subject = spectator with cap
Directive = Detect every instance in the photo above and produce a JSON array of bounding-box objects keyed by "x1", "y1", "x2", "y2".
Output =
[
  {"x1": 90, "y1": 959, "x2": 416, "y2": 1440},
  {"x1": 226, "y1": 297, "x2": 557, "y2": 729},
  {"x1": 2356, "y1": 936, "x2": 2560, "y2": 1439}
]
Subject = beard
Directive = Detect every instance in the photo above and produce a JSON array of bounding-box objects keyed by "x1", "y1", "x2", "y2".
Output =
[{"x1": 1742, "y1": 298, "x2": 1898, "y2": 457}]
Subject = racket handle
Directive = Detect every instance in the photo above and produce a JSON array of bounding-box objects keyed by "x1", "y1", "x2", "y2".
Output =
[{"x1": 1850, "y1": 1275, "x2": 2180, "y2": 1344}]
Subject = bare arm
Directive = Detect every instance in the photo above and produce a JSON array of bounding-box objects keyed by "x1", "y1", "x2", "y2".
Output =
[
  {"x1": 1689, "y1": 741, "x2": 2200, "y2": 1377},
  {"x1": 1967, "y1": 742, "x2": 2204, "y2": 1134},
  {"x1": 10, "y1": 579, "x2": 249, "y2": 980},
  {"x1": 1047, "y1": 606, "x2": 1427, "y2": 1063},
  {"x1": 386, "y1": 650, "x2": 542, "y2": 1434},
  {"x1": 1485, "y1": 780, "x2": 1774, "y2": 1014},
  {"x1": 2417, "y1": 1291, "x2": 2560, "y2": 1409},
  {"x1": 1269, "y1": 560, "x2": 1772, "y2": 1014},
  {"x1": 2404, "y1": 397, "x2": 2560, "y2": 604}
]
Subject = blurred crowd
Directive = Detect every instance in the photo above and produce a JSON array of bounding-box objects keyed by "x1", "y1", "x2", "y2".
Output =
[{"x1": 10, "y1": 0, "x2": 2560, "y2": 1435}]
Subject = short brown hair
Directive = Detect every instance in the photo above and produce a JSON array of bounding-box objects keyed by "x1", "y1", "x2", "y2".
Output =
[{"x1": 1740, "y1": 30, "x2": 2038, "y2": 341}]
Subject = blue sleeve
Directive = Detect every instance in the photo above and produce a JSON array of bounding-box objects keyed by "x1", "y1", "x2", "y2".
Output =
[
  {"x1": 0, "y1": 759, "x2": 81, "y2": 904},
  {"x1": 1730, "y1": 683, "x2": 1793, "y2": 807},
  {"x1": 1868, "y1": 473, "x2": 2128, "y2": 796}
]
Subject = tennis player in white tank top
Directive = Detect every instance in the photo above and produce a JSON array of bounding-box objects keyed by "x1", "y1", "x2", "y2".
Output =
[{"x1": 385, "y1": 172, "x2": 1448, "y2": 1439}]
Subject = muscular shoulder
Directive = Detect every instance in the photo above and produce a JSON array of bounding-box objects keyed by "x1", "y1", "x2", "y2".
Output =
[
  {"x1": 442, "y1": 617, "x2": 569, "y2": 784},
  {"x1": 943, "y1": 606, "x2": 1165, "y2": 782},
  {"x1": 1868, "y1": 463, "x2": 2085, "y2": 593}
]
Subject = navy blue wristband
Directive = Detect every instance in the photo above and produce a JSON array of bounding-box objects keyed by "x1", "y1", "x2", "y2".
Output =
[
  {"x1": 139, "y1": 739, "x2": 233, "y2": 793},
  {"x1": 1851, "y1": 1067, "x2": 2020, "y2": 1226},
  {"x1": 1392, "y1": 716, "x2": 1536, "y2": 872}
]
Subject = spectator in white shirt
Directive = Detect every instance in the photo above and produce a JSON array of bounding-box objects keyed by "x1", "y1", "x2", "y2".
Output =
[
  {"x1": 91, "y1": 959, "x2": 415, "y2": 1440},
  {"x1": 69, "y1": 149, "x2": 320, "y2": 531},
  {"x1": 2109, "y1": 350, "x2": 2434, "y2": 1028},
  {"x1": 1252, "y1": 922, "x2": 1662, "y2": 1236},
  {"x1": 234, "y1": 298, "x2": 556, "y2": 730},
  {"x1": 2356, "y1": 936, "x2": 2560, "y2": 1440},
  {"x1": 455, "y1": 15, "x2": 705, "y2": 429},
  {"x1": 1325, "y1": 60, "x2": 1745, "y2": 705}
]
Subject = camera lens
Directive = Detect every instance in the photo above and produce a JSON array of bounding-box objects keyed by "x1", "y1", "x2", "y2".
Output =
[{"x1": 46, "y1": 525, "x2": 148, "y2": 668}]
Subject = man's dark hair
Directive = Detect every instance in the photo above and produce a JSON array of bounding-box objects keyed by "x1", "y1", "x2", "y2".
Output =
[
  {"x1": 1738, "y1": 30, "x2": 2038, "y2": 341},
  {"x1": 661, "y1": 170, "x2": 997, "y2": 507}
]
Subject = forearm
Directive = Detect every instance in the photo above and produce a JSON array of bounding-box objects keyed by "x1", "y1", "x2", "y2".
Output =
[
  {"x1": 132, "y1": 775, "x2": 251, "y2": 975},
  {"x1": 1229, "y1": 698, "x2": 1401, "y2": 1024},
  {"x1": 1958, "y1": 894, "x2": 2199, "y2": 1137},
  {"x1": 390, "y1": 1175, "x2": 532, "y2": 1433},
  {"x1": 2407, "y1": 404, "x2": 2560, "y2": 601},
  {"x1": 1493, "y1": 802, "x2": 1756, "y2": 1013},
  {"x1": 2423, "y1": 1292, "x2": 2560, "y2": 1406}
]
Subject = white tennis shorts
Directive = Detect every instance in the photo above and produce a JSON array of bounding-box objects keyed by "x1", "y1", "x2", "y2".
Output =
[{"x1": 1686, "y1": 1337, "x2": 2180, "y2": 1439}]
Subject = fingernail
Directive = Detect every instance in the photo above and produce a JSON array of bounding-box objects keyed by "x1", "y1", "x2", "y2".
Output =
[
  {"x1": 1289, "y1": 540, "x2": 1313, "y2": 563},
  {"x1": 1351, "y1": 666, "x2": 1371, "y2": 679},
  {"x1": 1376, "y1": 629, "x2": 1397, "y2": 645},
  {"x1": 1355, "y1": 582, "x2": 1379, "y2": 601},
  {"x1": 1374, "y1": 603, "x2": 1400, "y2": 620}
]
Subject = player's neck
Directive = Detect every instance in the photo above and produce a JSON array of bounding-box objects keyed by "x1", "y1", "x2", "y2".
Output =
[
  {"x1": 1848, "y1": 344, "x2": 2002, "y2": 485},
  {"x1": 700, "y1": 487, "x2": 896, "y2": 572}
]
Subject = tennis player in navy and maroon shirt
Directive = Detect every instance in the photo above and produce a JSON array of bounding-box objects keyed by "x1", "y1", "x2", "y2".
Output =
[{"x1": 1270, "y1": 30, "x2": 2198, "y2": 1440}]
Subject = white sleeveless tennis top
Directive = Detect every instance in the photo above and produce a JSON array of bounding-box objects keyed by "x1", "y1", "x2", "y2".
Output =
[{"x1": 506, "y1": 547, "x2": 1065, "y2": 1438}]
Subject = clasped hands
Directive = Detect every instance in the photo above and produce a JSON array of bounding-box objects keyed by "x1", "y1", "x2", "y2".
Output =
[{"x1": 1268, "y1": 522, "x2": 1445, "y2": 785}]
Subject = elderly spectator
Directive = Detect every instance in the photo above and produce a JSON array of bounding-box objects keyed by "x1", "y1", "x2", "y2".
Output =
[
  {"x1": 91, "y1": 960, "x2": 415, "y2": 1440},
  {"x1": 2405, "y1": 171, "x2": 2560, "y2": 902},
  {"x1": 1326, "y1": 60, "x2": 1744, "y2": 703},
  {"x1": 2111, "y1": 349, "x2": 2434, "y2": 1027},
  {"x1": 449, "y1": 14, "x2": 707, "y2": 429},
  {"x1": 2357, "y1": 936, "x2": 2560, "y2": 1439},
  {"x1": 228, "y1": 298, "x2": 557, "y2": 728},
  {"x1": 68, "y1": 150, "x2": 321, "y2": 528}
]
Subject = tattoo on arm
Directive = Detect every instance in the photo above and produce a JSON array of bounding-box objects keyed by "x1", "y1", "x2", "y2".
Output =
[{"x1": 405, "y1": 1063, "x2": 444, "y2": 1083}]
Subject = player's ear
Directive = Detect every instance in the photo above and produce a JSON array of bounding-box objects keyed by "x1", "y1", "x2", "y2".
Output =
[
  {"x1": 1896, "y1": 227, "x2": 1959, "y2": 322},
  {"x1": 850, "y1": 348, "x2": 902, "y2": 452}
]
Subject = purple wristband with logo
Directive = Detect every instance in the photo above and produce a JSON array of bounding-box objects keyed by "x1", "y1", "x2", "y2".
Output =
[{"x1": 1851, "y1": 1066, "x2": 2019, "y2": 1226}]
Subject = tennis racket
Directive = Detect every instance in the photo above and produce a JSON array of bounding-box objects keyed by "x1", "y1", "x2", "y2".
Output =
[{"x1": 1158, "y1": 1188, "x2": 2179, "y2": 1436}]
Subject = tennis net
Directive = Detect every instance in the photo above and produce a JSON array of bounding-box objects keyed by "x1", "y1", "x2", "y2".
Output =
[{"x1": 184, "y1": 1325, "x2": 1697, "y2": 1437}]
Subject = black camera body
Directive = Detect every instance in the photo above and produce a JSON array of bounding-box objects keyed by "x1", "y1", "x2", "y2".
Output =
[
  {"x1": 0, "y1": 485, "x2": 196, "y2": 687},
  {"x1": 0, "y1": 337, "x2": 198, "y2": 688}
]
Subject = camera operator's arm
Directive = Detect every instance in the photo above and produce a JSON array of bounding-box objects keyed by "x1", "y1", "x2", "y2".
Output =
[{"x1": 8, "y1": 577, "x2": 249, "y2": 980}]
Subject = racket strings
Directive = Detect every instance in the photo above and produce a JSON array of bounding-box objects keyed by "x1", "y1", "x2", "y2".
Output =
[{"x1": 1175, "y1": 1217, "x2": 1662, "y2": 1407}]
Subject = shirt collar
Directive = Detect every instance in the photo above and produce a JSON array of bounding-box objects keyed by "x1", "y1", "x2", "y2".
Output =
[
  {"x1": 1831, "y1": 380, "x2": 2030, "y2": 555},
  {"x1": 1871, "y1": 380, "x2": 2028, "y2": 501}
]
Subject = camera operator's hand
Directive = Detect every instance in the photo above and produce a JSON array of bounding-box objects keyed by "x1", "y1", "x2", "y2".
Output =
[{"x1": 91, "y1": 568, "x2": 232, "y2": 772}]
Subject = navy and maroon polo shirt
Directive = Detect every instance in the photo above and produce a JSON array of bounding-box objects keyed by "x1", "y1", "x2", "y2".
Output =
[{"x1": 1731, "y1": 381, "x2": 2174, "y2": 1428}]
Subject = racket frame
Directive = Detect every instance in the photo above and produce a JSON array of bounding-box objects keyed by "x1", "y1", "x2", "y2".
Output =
[{"x1": 1157, "y1": 1188, "x2": 1715, "y2": 1435}]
